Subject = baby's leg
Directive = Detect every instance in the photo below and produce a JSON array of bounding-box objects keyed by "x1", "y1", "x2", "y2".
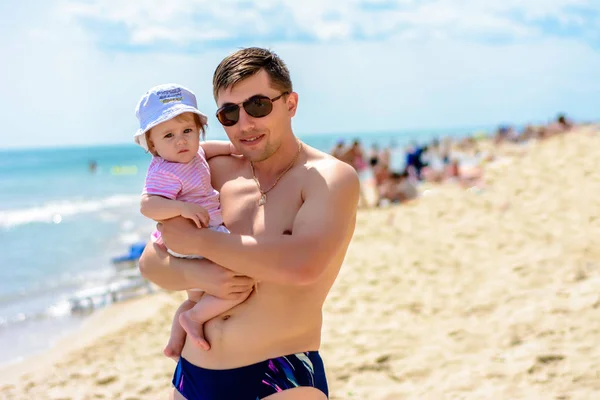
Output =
[
  {"x1": 179, "y1": 293, "x2": 251, "y2": 351},
  {"x1": 164, "y1": 291, "x2": 203, "y2": 361}
]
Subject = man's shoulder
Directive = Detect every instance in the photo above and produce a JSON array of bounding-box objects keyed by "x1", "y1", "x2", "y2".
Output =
[
  {"x1": 207, "y1": 154, "x2": 242, "y2": 169},
  {"x1": 207, "y1": 154, "x2": 245, "y2": 183},
  {"x1": 304, "y1": 148, "x2": 359, "y2": 190},
  {"x1": 301, "y1": 148, "x2": 360, "y2": 212},
  {"x1": 306, "y1": 147, "x2": 357, "y2": 174}
]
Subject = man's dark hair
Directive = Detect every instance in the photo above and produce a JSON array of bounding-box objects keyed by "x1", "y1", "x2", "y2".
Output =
[{"x1": 213, "y1": 47, "x2": 293, "y2": 99}]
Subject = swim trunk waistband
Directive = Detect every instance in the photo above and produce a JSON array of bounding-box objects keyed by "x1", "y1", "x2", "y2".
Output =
[{"x1": 173, "y1": 351, "x2": 328, "y2": 399}]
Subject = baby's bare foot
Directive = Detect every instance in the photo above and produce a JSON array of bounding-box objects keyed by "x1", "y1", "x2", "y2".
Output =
[
  {"x1": 163, "y1": 343, "x2": 181, "y2": 362},
  {"x1": 163, "y1": 323, "x2": 186, "y2": 361},
  {"x1": 179, "y1": 311, "x2": 210, "y2": 351}
]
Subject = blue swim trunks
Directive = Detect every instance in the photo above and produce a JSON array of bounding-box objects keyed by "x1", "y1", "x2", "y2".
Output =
[{"x1": 172, "y1": 351, "x2": 328, "y2": 399}]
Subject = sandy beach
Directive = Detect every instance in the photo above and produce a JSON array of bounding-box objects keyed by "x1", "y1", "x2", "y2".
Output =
[{"x1": 2, "y1": 127, "x2": 599, "y2": 400}]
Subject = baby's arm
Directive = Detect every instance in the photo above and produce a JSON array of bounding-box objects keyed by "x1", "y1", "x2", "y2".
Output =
[
  {"x1": 201, "y1": 140, "x2": 238, "y2": 159},
  {"x1": 141, "y1": 195, "x2": 209, "y2": 228},
  {"x1": 140, "y1": 194, "x2": 186, "y2": 220}
]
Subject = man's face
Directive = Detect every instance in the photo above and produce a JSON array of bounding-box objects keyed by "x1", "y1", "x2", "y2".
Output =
[{"x1": 215, "y1": 69, "x2": 297, "y2": 162}]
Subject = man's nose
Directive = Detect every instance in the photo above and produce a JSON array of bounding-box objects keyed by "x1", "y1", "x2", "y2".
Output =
[{"x1": 237, "y1": 108, "x2": 256, "y2": 131}]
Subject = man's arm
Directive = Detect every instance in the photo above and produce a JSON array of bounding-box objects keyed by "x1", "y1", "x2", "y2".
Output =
[
  {"x1": 201, "y1": 140, "x2": 237, "y2": 159},
  {"x1": 138, "y1": 242, "x2": 254, "y2": 299},
  {"x1": 159, "y1": 159, "x2": 360, "y2": 285}
]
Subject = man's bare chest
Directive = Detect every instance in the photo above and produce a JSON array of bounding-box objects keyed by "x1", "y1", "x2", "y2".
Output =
[{"x1": 217, "y1": 177, "x2": 303, "y2": 236}]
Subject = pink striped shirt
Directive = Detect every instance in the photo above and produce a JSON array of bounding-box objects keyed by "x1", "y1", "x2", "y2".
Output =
[{"x1": 143, "y1": 146, "x2": 224, "y2": 230}]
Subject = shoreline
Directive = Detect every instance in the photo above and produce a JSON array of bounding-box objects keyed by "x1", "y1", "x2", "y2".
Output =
[{"x1": 0, "y1": 291, "x2": 179, "y2": 387}]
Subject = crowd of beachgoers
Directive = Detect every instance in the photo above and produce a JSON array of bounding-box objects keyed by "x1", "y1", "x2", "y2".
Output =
[{"x1": 332, "y1": 114, "x2": 580, "y2": 207}]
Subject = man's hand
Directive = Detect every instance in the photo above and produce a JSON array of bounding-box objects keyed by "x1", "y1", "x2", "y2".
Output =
[
  {"x1": 178, "y1": 202, "x2": 210, "y2": 228},
  {"x1": 199, "y1": 260, "x2": 255, "y2": 300},
  {"x1": 229, "y1": 142, "x2": 242, "y2": 155},
  {"x1": 139, "y1": 242, "x2": 254, "y2": 299},
  {"x1": 157, "y1": 217, "x2": 204, "y2": 255}
]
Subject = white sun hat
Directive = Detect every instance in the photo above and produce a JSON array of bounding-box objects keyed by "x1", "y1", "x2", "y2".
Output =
[{"x1": 134, "y1": 83, "x2": 208, "y2": 151}]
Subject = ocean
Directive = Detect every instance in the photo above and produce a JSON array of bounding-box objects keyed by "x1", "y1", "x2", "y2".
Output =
[{"x1": 0, "y1": 127, "x2": 488, "y2": 365}]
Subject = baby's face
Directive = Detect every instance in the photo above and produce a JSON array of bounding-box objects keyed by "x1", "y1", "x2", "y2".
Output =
[{"x1": 148, "y1": 113, "x2": 200, "y2": 163}]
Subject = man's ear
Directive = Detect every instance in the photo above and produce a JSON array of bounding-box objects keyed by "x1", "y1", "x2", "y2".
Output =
[{"x1": 287, "y1": 92, "x2": 299, "y2": 117}]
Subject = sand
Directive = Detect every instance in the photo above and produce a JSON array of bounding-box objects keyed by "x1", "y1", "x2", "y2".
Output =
[{"x1": 1, "y1": 127, "x2": 599, "y2": 400}]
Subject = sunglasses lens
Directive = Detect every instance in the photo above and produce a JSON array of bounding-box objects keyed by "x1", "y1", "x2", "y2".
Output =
[
  {"x1": 216, "y1": 94, "x2": 281, "y2": 126},
  {"x1": 216, "y1": 105, "x2": 239, "y2": 127},
  {"x1": 244, "y1": 96, "x2": 273, "y2": 118}
]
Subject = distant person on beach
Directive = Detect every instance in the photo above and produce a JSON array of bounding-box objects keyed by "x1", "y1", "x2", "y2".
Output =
[
  {"x1": 134, "y1": 84, "x2": 253, "y2": 360},
  {"x1": 556, "y1": 113, "x2": 574, "y2": 132},
  {"x1": 139, "y1": 47, "x2": 359, "y2": 400},
  {"x1": 331, "y1": 139, "x2": 355, "y2": 166},
  {"x1": 379, "y1": 145, "x2": 391, "y2": 168},
  {"x1": 370, "y1": 157, "x2": 389, "y2": 188},
  {"x1": 330, "y1": 139, "x2": 346, "y2": 159},
  {"x1": 378, "y1": 170, "x2": 418, "y2": 204},
  {"x1": 368, "y1": 143, "x2": 379, "y2": 166},
  {"x1": 535, "y1": 114, "x2": 574, "y2": 140},
  {"x1": 342, "y1": 139, "x2": 370, "y2": 206},
  {"x1": 345, "y1": 139, "x2": 367, "y2": 173},
  {"x1": 406, "y1": 144, "x2": 428, "y2": 180}
]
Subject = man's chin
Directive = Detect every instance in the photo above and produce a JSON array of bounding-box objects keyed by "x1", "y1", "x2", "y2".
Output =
[{"x1": 242, "y1": 151, "x2": 269, "y2": 163}]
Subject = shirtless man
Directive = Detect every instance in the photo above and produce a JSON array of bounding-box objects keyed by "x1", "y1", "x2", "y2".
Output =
[{"x1": 138, "y1": 47, "x2": 360, "y2": 400}]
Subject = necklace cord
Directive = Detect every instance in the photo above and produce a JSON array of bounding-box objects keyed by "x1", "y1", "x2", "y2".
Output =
[{"x1": 250, "y1": 140, "x2": 303, "y2": 199}]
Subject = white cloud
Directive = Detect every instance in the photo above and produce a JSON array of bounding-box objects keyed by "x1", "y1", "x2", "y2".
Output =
[{"x1": 61, "y1": 0, "x2": 600, "y2": 46}]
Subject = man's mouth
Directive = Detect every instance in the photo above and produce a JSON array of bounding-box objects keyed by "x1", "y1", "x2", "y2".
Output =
[{"x1": 239, "y1": 135, "x2": 264, "y2": 144}]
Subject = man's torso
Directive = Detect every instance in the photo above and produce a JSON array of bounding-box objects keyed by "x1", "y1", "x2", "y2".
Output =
[{"x1": 180, "y1": 145, "x2": 353, "y2": 369}]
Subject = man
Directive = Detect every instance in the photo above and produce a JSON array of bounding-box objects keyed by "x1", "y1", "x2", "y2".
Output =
[
  {"x1": 405, "y1": 143, "x2": 428, "y2": 180},
  {"x1": 139, "y1": 47, "x2": 359, "y2": 400}
]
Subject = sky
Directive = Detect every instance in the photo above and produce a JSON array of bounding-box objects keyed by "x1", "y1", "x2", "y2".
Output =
[{"x1": 0, "y1": 0, "x2": 599, "y2": 149}]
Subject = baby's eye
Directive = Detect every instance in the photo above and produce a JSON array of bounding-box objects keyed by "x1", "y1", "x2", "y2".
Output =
[
  {"x1": 183, "y1": 128, "x2": 193, "y2": 134},
  {"x1": 163, "y1": 133, "x2": 173, "y2": 139}
]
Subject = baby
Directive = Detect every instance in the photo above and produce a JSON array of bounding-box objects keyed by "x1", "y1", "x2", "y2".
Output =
[{"x1": 134, "y1": 83, "x2": 251, "y2": 358}]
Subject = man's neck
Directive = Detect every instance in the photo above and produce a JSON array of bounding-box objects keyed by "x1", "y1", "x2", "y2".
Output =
[{"x1": 251, "y1": 134, "x2": 301, "y2": 180}]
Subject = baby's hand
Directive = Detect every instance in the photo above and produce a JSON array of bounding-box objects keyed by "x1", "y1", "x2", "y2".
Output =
[
  {"x1": 229, "y1": 143, "x2": 242, "y2": 156},
  {"x1": 179, "y1": 202, "x2": 210, "y2": 228}
]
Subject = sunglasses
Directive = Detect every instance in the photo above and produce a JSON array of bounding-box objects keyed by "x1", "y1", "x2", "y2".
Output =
[{"x1": 216, "y1": 92, "x2": 289, "y2": 127}]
